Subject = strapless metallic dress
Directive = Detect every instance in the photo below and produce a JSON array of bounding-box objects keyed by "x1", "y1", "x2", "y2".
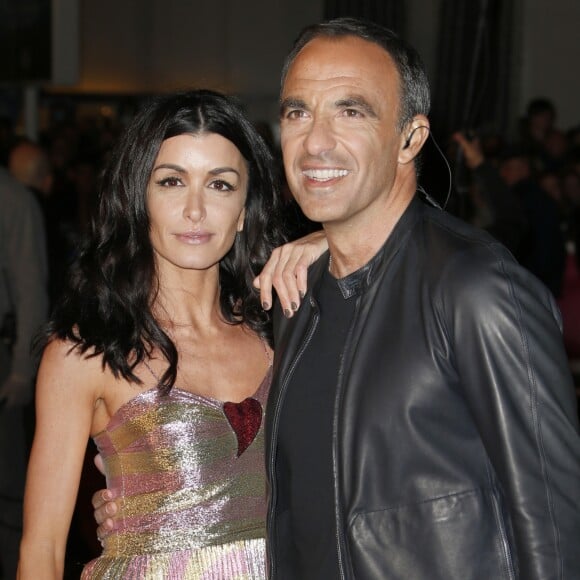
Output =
[{"x1": 81, "y1": 368, "x2": 270, "y2": 579}]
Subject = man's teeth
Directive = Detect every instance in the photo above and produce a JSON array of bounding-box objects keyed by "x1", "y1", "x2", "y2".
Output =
[{"x1": 303, "y1": 169, "x2": 348, "y2": 180}]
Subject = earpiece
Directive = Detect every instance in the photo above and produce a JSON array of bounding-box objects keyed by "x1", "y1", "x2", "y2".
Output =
[
  {"x1": 403, "y1": 125, "x2": 430, "y2": 149},
  {"x1": 398, "y1": 122, "x2": 453, "y2": 211}
]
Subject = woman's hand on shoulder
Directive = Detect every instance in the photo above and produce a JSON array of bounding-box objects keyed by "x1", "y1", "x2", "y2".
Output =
[{"x1": 253, "y1": 229, "x2": 328, "y2": 318}]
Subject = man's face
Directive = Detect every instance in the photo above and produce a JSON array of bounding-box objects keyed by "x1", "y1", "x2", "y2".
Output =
[
  {"x1": 280, "y1": 35, "x2": 406, "y2": 229},
  {"x1": 499, "y1": 157, "x2": 530, "y2": 187}
]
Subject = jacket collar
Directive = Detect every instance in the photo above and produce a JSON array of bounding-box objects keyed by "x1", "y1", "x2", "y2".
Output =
[{"x1": 314, "y1": 195, "x2": 425, "y2": 300}]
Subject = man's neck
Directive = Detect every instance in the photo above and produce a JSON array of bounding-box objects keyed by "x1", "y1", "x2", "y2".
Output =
[{"x1": 325, "y1": 190, "x2": 415, "y2": 279}]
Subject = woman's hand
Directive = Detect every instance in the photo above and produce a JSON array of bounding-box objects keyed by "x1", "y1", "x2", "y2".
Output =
[
  {"x1": 92, "y1": 487, "x2": 118, "y2": 543},
  {"x1": 254, "y1": 229, "x2": 327, "y2": 318}
]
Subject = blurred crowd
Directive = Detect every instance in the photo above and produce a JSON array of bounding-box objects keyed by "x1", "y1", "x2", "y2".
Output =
[
  {"x1": 1, "y1": 114, "x2": 118, "y2": 304},
  {"x1": 0, "y1": 111, "x2": 118, "y2": 579},
  {"x1": 448, "y1": 98, "x2": 580, "y2": 358}
]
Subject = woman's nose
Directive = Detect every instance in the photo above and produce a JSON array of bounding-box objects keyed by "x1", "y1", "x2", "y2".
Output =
[{"x1": 183, "y1": 190, "x2": 206, "y2": 222}]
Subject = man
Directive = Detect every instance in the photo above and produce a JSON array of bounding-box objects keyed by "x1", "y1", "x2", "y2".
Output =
[
  {"x1": 262, "y1": 17, "x2": 580, "y2": 579},
  {"x1": 8, "y1": 140, "x2": 53, "y2": 199},
  {"x1": 0, "y1": 166, "x2": 48, "y2": 579},
  {"x1": 8, "y1": 139, "x2": 75, "y2": 303},
  {"x1": 94, "y1": 17, "x2": 580, "y2": 579}
]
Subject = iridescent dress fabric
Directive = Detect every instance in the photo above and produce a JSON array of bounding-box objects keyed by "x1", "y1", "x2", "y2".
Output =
[{"x1": 81, "y1": 366, "x2": 271, "y2": 579}]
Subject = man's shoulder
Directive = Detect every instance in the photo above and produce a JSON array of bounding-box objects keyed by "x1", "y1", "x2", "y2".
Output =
[
  {"x1": 420, "y1": 200, "x2": 493, "y2": 240},
  {"x1": 0, "y1": 168, "x2": 43, "y2": 218},
  {"x1": 272, "y1": 254, "x2": 327, "y2": 345},
  {"x1": 410, "y1": 200, "x2": 527, "y2": 293},
  {"x1": 305, "y1": 250, "x2": 330, "y2": 284},
  {"x1": 418, "y1": 200, "x2": 513, "y2": 261}
]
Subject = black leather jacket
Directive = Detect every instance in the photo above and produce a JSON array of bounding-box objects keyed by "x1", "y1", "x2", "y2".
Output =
[{"x1": 266, "y1": 196, "x2": 580, "y2": 579}]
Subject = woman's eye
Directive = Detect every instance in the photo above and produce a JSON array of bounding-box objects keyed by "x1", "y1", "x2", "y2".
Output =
[
  {"x1": 210, "y1": 179, "x2": 235, "y2": 192},
  {"x1": 157, "y1": 176, "x2": 182, "y2": 187}
]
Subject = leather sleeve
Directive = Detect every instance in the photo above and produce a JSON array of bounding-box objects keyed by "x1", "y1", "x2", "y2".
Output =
[{"x1": 443, "y1": 242, "x2": 580, "y2": 579}]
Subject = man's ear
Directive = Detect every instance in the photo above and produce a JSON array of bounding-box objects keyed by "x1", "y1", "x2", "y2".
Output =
[{"x1": 398, "y1": 116, "x2": 430, "y2": 164}]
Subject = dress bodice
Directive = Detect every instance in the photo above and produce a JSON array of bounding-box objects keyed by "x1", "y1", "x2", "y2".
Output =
[{"x1": 82, "y1": 368, "x2": 270, "y2": 579}]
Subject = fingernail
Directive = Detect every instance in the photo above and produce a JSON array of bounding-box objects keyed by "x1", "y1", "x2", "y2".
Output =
[
  {"x1": 103, "y1": 490, "x2": 112, "y2": 500},
  {"x1": 262, "y1": 301, "x2": 270, "y2": 310},
  {"x1": 291, "y1": 302, "x2": 298, "y2": 311},
  {"x1": 284, "y1": 309, "x2": 292, "y2": 318},
  {"x1": 299, "y1": 291, "x2": 305, "y2": 299}
]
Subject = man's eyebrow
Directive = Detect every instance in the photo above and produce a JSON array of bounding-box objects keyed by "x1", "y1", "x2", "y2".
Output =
[
  {"x1": 280, "y1": 98, "x2": 308, "y2": 116},
  {"x1": 335, "y1": 96, "x2": 378, "y2": 118}
]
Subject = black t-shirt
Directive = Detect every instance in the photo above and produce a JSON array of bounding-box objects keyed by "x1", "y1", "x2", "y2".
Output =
[{"x1": 275, "y1": 266, "x2": 356, "y2": 579}]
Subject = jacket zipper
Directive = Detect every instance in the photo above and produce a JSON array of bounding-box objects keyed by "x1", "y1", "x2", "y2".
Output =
[
  {"x1": 332, "y1": 296, "x2": 360, "y2": 580},
  {"x1": 490, "y1": 492, "x2": 516, "y2": 579},
  {"x1": 267, "y1": 298, "x2": 320, "y2": 578}
]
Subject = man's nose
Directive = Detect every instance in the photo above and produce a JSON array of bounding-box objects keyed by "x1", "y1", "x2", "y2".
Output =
[{"x1": 303, "y1": 116, "x2": 336, "y2": 156}]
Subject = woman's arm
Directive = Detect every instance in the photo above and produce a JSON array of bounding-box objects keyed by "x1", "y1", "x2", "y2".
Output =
[{"x1": 18, "y1": 339, "x2": 102, "y2": 579}]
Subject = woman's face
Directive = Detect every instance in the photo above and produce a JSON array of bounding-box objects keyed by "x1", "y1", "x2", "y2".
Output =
[{"x1": 147, "y1": 132, "x2": 248, "y2": 275}]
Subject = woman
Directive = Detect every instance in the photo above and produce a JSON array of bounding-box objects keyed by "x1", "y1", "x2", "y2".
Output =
[{"x1": 18, "y1": 90, "x2": 323, "y2": 579}]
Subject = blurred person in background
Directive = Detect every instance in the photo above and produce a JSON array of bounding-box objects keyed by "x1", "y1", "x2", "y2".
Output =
[{"x1": 0, "y1": 165, "x2": 48, "y2": 580}]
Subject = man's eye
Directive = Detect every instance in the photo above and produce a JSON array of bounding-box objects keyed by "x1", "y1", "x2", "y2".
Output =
[
  {"x1": 343, "y1": 108, "x2": 363, "y2": 118},
  {"x1": 286, "y1": 109, "x2": 306, "y2": 120}
]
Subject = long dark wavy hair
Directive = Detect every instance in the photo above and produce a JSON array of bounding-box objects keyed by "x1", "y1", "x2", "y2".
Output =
[{"x1": 44, "y1": 89, "x2": 286, "y2": 392}]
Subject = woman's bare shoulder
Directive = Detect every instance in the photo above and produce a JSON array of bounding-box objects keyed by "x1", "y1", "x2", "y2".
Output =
[{"x1": 38, "y1": 337, "x2": 107, "y2": 392}]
